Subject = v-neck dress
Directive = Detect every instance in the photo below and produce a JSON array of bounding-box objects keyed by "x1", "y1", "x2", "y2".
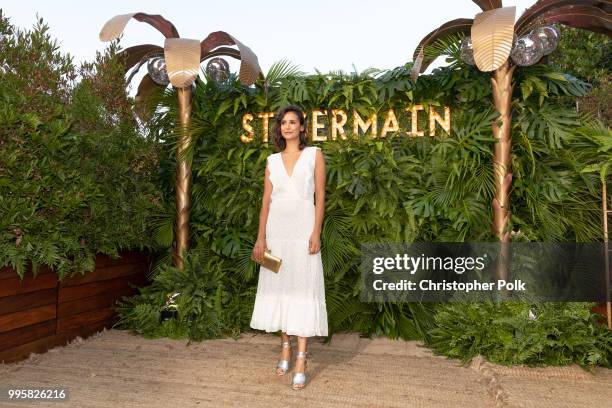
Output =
[{"x1": 250, "y1": 146, "x2": 328, "y2": 337}]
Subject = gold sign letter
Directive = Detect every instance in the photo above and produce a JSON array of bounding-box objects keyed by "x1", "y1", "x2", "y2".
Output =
[
  {"x1": 429, "y1": 106, "x2": 451, "y2": 136},
  {"x1": 380, "y1": 109, "x2": 399, "y2": 137},
  {"x1": 257, "y1": 112, "x2": 275, "y2": 142},
  {"x1": 407, "y1": 105, "x2": 424, "y2": 137},
  {"x1": 240, "y1": 113, "x2": 254, "y2": 143},
  {"x1": 353, "y1": 111, "x2": 377, "y2": 138},
  {"x1": 331, "y1": 109, "x2": 347, "y2": 140},
  {"x1": 311, "y1": 110, "x2": 328, "y2": 141}
]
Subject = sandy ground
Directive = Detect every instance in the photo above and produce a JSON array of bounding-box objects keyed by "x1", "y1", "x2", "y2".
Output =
[{"x1": 0, "y1": 329, "x2": 611, "y2": 408}]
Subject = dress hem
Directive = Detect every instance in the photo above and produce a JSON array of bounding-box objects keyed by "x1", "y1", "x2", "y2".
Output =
[{"x1": 249, "y1": 323, "x2": 328, "y2": 338}]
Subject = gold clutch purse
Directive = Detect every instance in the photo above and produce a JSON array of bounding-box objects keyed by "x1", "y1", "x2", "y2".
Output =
[{"x1": 251, "y1": 249, "x2": 282, "y2": 273}]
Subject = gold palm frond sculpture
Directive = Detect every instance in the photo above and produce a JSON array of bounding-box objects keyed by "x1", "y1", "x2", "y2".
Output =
[
  {"x1": 100, "y1": 12, "x2": 263, "y2": 269},
  {"x1": 471, "y1": 6, "x2": 516, "y2": 71},
  {"x1": 411, "y1": 0, "x2": 611, "y2": 244}
]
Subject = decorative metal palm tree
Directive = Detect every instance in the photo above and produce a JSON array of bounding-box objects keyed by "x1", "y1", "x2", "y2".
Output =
[
  {"x1": 411, "y1": 0, "x2": 611, "y2": 243},
  {"x1": 99, "y1": 13, "x2": 262, "y2": 269}
]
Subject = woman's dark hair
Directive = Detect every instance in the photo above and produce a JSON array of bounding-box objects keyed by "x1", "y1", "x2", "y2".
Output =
[{"x1": 272, "y1": 105, "x2": 308, "y2": 151}]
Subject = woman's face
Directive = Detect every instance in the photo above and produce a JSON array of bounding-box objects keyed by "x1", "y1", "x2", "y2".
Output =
[{"x1": 280, "y1": 111, "x2": 304, "y2": 141}]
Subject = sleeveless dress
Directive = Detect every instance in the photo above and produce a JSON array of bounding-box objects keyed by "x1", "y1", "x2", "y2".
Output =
[{"x1": 250, "y1": 146, "x2": 329, "y2": 337}]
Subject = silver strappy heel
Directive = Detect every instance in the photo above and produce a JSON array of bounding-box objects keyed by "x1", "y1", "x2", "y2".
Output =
[
  {"x1": 291, "y1": 351, "x2": 307, "y2": 390},
  {"x1": 276, "y1": 340, "x2": 291, "y2": 375}
]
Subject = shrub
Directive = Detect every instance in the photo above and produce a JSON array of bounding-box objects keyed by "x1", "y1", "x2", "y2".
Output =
[{"x1": 0, "y1": 12, "x2": 165, "y2": 279}]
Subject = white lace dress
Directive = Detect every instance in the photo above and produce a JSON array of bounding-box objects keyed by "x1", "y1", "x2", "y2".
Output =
[{"x1": 250, "y1": 146, "x2": 328, "y2": 337}]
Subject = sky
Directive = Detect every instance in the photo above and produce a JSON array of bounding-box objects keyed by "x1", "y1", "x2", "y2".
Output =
[{"x1": 3, "y1": 0, "x2": 535, "y2": 75}]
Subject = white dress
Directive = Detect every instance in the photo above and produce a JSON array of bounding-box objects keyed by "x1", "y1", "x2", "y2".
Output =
[{"x1": 250, "y1": 146, "x2": 329, "y2": 337}]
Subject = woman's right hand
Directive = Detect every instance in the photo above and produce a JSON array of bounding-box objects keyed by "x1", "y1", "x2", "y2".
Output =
[{"x1": 252, "y1": 238, "x2": 267, "y2": 262}]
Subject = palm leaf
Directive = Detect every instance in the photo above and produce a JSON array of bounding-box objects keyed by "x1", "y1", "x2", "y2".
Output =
[
  {"x1": 146, "y1": 202, "x2": 175, "y2": 248},
  {"x1": 411, "y1": 48, "x2": 424, "y2": 82},
  {"x1": 421, "y1": 32, "x2": 466, "y2": 69},
  {"x1": 321, "y1": 208, "x2": 358, "y2": 280},
  {"x1": 164, "y1": 38, "x2": 201, "y2": 88},
  {"x1": 473, "y1": 0, "x2": 503, "y2": 11},
  {"x1": 471, "y1": 6, "x2": 516, "y2": 72},
  {"x1": 325, "y1": 279, "x2": 372, "y2": 332},
  {"x1": 537, "y1": 4, "x2": 612, "y2": 35},
  {"x1": 202, "y1": 47, "x2": 241, "y2": 61},
  {"x1": 411, "y1": 18, "x2": 473, "y2": 79},
  {"x1": 134, "y1": 74, "x2": 165, "y2": 122},
  {"x1": 121, "y1": 44, "x2": 165, "y2": 78},
  {"x1": 515, "y1": 0, "x2": 612, "y2": 35},
  {"x1": 200, "y1": 31, "x2": 263, "y2": 85},
  {"x1": 132, "y1": 13, "x2": 180, "y2": 38},
  {"x1": 149, "y1": 250, "x2": 173, "y2": 280},
  {"x1": 99, "y1": 13, "x2": 179, "y2": 42},
  {"x1": 266, "y1": 59, "x2": 306, "y2": 84},
  {"x1": 233, "y1": 238, "x2": 259, "y2": 281}
]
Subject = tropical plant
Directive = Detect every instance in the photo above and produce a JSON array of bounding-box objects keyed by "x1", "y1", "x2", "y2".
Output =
[
  {"x1": 428, "y1": 302, "x2": 612, "y2": 367},
  {"x1": 115, "y1": 248, "x2": 255, "y2": 340},
  {"x1": 411, "y1": 0, "x2": 611, "y2": 242}
]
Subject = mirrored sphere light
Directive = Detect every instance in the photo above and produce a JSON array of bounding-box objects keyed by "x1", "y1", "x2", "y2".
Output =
[
  {"x1": 206, "y1": 57, "x2": 230, "y2": 83},
  {"x1": 531, "y1": 26, "x2": 559, "y2": 55},
  {"x1": 460, "y1": 36, "x2": 475, "y2": 65},
  {"x1": 510, "y1": 34, "x2": 544, "y2": 66},
  {"x1": 147, "y1": 55, "x2": 170, "y2": 86},
  {"x1": 510, "y1": 33, "x2": 518, "y2": 51}
]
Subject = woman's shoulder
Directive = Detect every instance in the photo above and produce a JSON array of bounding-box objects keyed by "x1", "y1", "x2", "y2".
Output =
[
  {"x1": 309, "y1": 146, "x2": 322, "y2": 158},
  {"x1": 265, "y1": 152, "x2": 278, "y2": 167}
]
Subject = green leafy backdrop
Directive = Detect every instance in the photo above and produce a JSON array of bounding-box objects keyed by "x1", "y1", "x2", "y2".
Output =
[{"x1": 118, "y1": 51, "x2": 611, "y2": 366}]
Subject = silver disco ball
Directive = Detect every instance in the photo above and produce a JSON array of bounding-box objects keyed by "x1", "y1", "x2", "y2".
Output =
[
  {"x1": 205, "y1": 57, "x2": 230, "y2": 83},
  {"x1": 147, "y1": 54, "x2": 170, "y2": 86},
  {"x1": 510, "y1": 34, "x2": 544, "y2": 66},
  {"x1": 531, "y1": 26, "x2": 559, "y2": 56},
  {"x1": 460, "y1": 36, "x2": 475, "y2": 65}
]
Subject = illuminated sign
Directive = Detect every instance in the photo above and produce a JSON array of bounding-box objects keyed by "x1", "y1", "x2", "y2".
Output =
[{"x1": 240, "y1": 105, "x2": 451, "y2": 143}]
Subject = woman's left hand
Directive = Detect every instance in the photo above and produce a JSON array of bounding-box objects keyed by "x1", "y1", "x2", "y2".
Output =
[{"x1": 308, "y1": 231, "x2": 321, "y2": 254}]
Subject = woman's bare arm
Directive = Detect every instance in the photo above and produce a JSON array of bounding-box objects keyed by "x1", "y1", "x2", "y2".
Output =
[
  {"x1": 309, "y1": 148, "x2": 326, "y2": 253},
  {"x1": 258, "y1": 166, "x2": 273, "y2": 239},
  {"x1": 253, "y1": 163, "x2": 273, "y2": 260}
]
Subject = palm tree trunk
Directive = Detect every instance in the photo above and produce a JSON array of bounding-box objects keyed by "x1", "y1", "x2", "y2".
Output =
[
  {"x1": 491, "y1": 60, "x2": 515, "y2": 243},
  {"x1": 174, "y1": 86, "x2": 193, "y2": 269},
  {"x1": 490, "y1": 61, "x2": 516, "y2": 284}
]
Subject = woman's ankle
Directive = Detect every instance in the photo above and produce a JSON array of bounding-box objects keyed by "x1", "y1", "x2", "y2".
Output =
[{"x1": 294, "y1": 352, "x2": 306, "y2": 371}]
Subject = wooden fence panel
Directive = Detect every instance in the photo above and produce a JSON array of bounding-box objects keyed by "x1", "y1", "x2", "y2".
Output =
[{"x1": 0, "y1": 251, "x2": 151, "y2": 364}]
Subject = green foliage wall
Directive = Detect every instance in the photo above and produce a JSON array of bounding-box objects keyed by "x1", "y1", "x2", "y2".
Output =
[
  {"x1": 0, "y1": 13, "x2": 164, "y2": 278},
  {"x1": 120, "y1": 48, "x2": 611, "y2": 366},
  {"x1": 180, "y1": 62, "x2": 606, "y2": 250}
]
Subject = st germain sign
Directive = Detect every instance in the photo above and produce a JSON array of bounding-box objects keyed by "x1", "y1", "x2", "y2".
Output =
[{"x1": 240, "y1": 105, "x2": 451, "y2": 143}]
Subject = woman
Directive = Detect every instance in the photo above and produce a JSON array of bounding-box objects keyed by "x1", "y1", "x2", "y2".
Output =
[{"x1": 250, "y1": 105, "x2": 328, "y2": 390}]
